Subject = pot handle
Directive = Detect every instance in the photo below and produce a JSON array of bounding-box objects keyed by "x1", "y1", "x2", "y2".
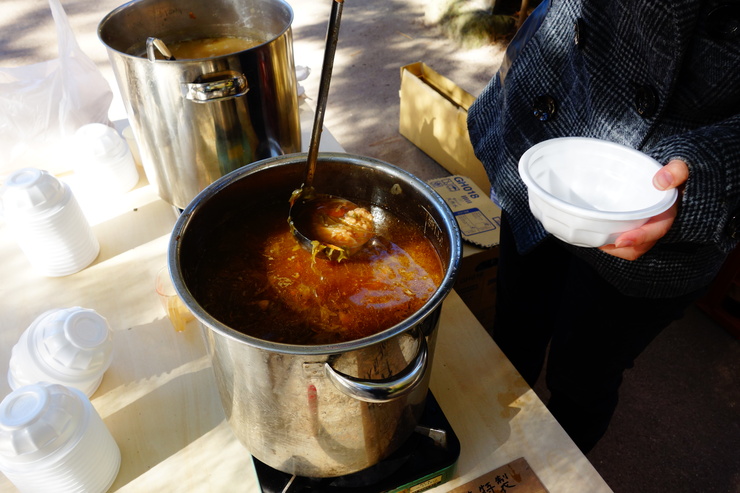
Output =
[
  {"x1": 183, "y1": 71, "x2": 249, "y2": 103},
  {"x1": 324, "y1": 330, "x2": 428, "y2": 403}
]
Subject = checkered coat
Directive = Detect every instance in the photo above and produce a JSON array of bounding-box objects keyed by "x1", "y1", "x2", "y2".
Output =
[{"x1": 468, "y1": 0, "x2": 740, "y2": 298}]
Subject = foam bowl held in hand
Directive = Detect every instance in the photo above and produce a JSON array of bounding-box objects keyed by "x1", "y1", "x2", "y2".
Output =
[{"x1": 518, "y1": 137, "x2": 679, "y2": 247}]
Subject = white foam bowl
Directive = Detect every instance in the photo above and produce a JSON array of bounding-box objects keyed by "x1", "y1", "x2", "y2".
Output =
[
  {"x1": 0, "y1": 383, "x2": 121, "y2": 493},
  {"x1": 8, "y1": 308, "x2": 113, "y2": 397},
  {"x1": 518, "y1": 137, "x2": 678, "y2": 247}
]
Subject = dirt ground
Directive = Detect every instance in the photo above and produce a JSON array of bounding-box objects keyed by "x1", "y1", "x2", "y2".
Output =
[{"x1": 287, "y1": 0, "x2": 506, "y2": 180}]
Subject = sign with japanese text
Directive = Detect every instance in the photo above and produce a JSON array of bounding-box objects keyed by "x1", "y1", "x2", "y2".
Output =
[{"x1": 447, "y1": 457, "x2": 548, "y2": 493}]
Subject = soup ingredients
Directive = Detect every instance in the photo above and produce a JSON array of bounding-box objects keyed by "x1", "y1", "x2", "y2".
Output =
[
  {"x1": 192, "y1": 204, "x2": 443, "y2": 345},
  {"x1": 313, "y1": 198, "x2": 374, "y2": 246},
  {"x1": 290, "y1": 194, "x2": 375, "y2": 260}
]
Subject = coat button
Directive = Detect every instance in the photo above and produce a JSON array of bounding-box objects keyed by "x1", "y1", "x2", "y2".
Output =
[
  {"x1": 574, "y1": 18, "x2": 585, "y2": 47},
  {"x1": 707, "y1": 4, "x2": 740, "y2": 40},
  {"x1": 533, "y1": 95, "x2": 557, "y2": 121},
  {"x1": 634, "y1": 84, "x2": 658, "y2": 118},
  {"x1": 727, "y1": 213, "x2": 740, "y2": 239}
]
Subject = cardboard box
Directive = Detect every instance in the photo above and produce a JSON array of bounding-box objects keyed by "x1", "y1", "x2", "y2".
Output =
[
  {"x1": 427, "y1": 175, "x2": 501, "y2": 248},
  {"x1": 427, "y1": 175, "x2": 501, "y2": 328},
  {"x1": 399, "y1": 62, "x2": 491, "y2": 194},
  {"x1": 457, "y1": 243, "x2": 499, "y2": 329}
]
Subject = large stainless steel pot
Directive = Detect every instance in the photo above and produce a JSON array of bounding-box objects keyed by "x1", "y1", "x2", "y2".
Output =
[
  {"x1": 98, "y1": 0, "x2": 301, "y2": 210},
  {"x1": 169, "y1": 153, "x2": 461, "y2": 477}
]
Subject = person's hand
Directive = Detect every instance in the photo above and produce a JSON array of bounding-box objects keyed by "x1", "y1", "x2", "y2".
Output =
[{"x1": 599, "y1": 159, "x2": 689, "y2": 261}]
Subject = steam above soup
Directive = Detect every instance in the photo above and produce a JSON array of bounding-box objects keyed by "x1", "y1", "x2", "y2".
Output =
[{"x1": 191, "y1": 203, "x2": 443, "y2": 345}]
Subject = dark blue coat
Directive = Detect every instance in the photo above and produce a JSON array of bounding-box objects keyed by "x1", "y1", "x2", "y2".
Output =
[{"x1": 468, "y1": 0, "x2": 740, "y2": 297}]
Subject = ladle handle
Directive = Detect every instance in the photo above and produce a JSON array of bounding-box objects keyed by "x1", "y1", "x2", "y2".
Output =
[
  {"x1": 146, "y1": 37, "x2": 175, "y2": 61},
  {"x1": 304, "y1": 0, "x2": 345, "y2": 187}
]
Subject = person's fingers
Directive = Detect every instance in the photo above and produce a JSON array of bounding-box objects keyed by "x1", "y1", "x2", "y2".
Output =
[
  {"x1": 614, "y1": 207, "x2": 676, "y2": 248},
  {"x1": 602, "y1": 160, "x2": 686, "y2": 260},
  {"x1": 653, "y1": 159, "x2": 689, "y2": 191},
  {"x1": 599, "y1": 202, "x2": 678, "y2": 260}
]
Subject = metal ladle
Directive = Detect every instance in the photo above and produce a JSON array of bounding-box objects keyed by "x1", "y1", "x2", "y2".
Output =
[
  {"x1": 146, "y1": 37, "x2": 176, "y2": 61},
  {"x1": 288, "y1": 0, "x2": 374, "y2": 261}
]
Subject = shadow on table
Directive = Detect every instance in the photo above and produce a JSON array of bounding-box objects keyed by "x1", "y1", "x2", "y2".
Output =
[
  {"x1": 102, "y1": 358, "x2": 224, "y2": 490},
  {"x1": 90, "y1": 199, "x2": 177, "y2": 265}
]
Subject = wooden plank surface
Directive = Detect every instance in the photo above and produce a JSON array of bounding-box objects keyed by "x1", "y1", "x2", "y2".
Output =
[{"x1": 0, "y1": 108, "x2": 611, "y2": 492}]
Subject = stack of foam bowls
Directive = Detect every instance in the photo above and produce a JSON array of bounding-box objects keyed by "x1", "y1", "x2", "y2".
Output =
[
  {"x1": 0, "y1": 168, "x2": 99, "y2": 276},
  {"x1": 74, "y1": 123, "x2": 139, "y2": 194},
  {"x1": 121, "y1": 125, "x2": 143, "y2": 168},
  {"x1": 8, "y1": 307, "x2": 113, "y2": 398},
  {"x1": 0, "y1": 382, "x2": 121, "y2": 492}
]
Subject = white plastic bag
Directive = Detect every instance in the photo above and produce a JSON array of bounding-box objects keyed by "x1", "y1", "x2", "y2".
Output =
[{"x1": 0, "y1": 0, "x2": 113, "y2": 175}]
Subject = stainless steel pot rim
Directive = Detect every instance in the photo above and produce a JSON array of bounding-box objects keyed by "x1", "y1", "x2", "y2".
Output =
[
  {"x1": 97, "y1": 0, "x2": 295, "y2": 59},
  {"x1": 169, "y1": 152, "x2": 462, "y2": 356},
  {"x1": 182, "y1": 289, "x2": 447, "y2": 356}
]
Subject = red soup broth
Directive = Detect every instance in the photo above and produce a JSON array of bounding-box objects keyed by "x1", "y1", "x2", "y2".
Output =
[{"x1": 191, "y1": 204, "x2": 444, "y2": 345}]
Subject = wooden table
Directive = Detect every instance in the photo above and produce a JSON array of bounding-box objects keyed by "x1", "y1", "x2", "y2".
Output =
[{"x1": 0, "y1": 107, "x2": 612, "y2": 492}]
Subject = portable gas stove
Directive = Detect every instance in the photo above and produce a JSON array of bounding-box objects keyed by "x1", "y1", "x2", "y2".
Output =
[{"x1": 253, "y1": 392, "x2": 460, "y2": 493}]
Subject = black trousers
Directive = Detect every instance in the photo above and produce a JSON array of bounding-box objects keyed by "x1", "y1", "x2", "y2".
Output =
[{"x1": 492, "y1": 213, "x2": 702, "y2": 453}]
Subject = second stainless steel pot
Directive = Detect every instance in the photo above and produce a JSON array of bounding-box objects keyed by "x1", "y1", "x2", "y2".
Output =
[
  {"x1": 98, "y1": 0, "x2": 301, "y2": 210},
  {"x1": 169, "y1": 153, "x2": 461, "y2": 477}
]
